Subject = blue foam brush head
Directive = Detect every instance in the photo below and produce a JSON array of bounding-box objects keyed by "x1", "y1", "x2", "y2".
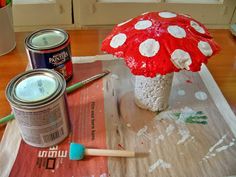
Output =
[{"x1": 69, "y1": 143, "x2": 85, "y2": 160}]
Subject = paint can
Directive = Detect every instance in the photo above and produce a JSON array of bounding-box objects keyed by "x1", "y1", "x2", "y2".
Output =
[
  {"x1": 6, "y1": 69, "x2": 70, "y2": 148},
  {"x1": 25, "y1": 29, "x2": 73, "y2": 82}
]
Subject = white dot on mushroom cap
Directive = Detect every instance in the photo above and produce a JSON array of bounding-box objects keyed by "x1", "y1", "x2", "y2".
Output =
[
  {"x1": 171, "y1": 49, "x2": 192, "y2": 70},
  {"x1": 135, "y1": 20, "x2": 152, "y2": 30},
  {"x1": 139, "y1": 39, "x2": 160, "y2": 57},
  {"x1": 167, "y1": 25, "x2": 186, "y2": 38},
  {"x1": 110, "y1": 33, "x2": 127, "y2": 48},
  {"x1": 159, "y1": 12, "x2": 177, "y2": 18},
  {"x1": 198, "y1": 41, "x2": 213, "y2": 56},
  {"x1": 190, "y1": 21, "x2": 205, "y2": 34}
]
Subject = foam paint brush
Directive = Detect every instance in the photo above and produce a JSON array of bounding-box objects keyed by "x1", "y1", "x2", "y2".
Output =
[
  {"x1": 69, "y1": 143, "x2": 136, "y2": 160},
  {"x1": 0, "y1": 70, "x2": 110, "y2": 124}
]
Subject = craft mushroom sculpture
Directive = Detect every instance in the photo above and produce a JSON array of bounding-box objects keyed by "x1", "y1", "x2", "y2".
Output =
[{"x1": 101, "y1": 11, "x2": 220, "y2": 112}]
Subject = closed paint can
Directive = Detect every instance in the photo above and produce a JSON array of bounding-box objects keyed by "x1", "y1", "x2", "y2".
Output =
[
  {"x1": 25, "y1": 29, "x2": 73, "y2": 81},
  {"x1": 6, "y1": 69, "x2": 70, "y2": 148}
]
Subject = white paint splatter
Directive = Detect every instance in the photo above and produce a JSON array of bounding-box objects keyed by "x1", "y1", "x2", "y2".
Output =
[
  {"x1": 184, "y1": 136, "x2": 195, "y2": 145},
  {"x1": 155, "y1": 134, "x2": 165, "y2": 144},
  {"x1": 209, "y1": 134, "x2": 227, "y2": 153},
  {"x1": 215, "y1": 145, "x2": 229, "y2": 152},
  {"x1": 201, "y1": 134, "x2": 236, "y2": 162},
  {"x1": 111, "y1": 74, "x2": 119, "y2": 80},
  {"x1": 126, "y1": 123, "x2": 131, "y2": 128},
  {"x1": 176, "y1": 107, "x2": 196, "y2": 124},
  {"x1": 177, "y1": 89, "x2": 186, "y2": 96},
  {"x1": 177, "y1": 127, "x2": 190, "y2": 144},
  {"x1": 158, "y1": 135, "x2": 164, "y2": 140},
  {"x1": 164, "y1": 107, "x2": 197, "y2": 144},
  {"x1": 100, "y1": 173, "x2": 107, "y2": 177},
  {"x1": 165, "y1": 124, "x2": 175, "y2": 136},
  {"x1": 195, "y1": 91, "x2": 208, "y2": 101},
  {"x1": 137, "y1": 126, "x2": 152, "y2": 140},
  {"x1": 149, "y1": 159, "x2": 171, "y2": 172},
  {"x1": 210, "y1": 153, "x2": 216, "y2": 157},
  {"x1": 215, "y1": 142, "x2": 235, "y2": 152}
]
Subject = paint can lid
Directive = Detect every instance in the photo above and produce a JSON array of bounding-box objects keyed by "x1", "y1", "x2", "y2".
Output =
[
  {"x1": 25, "y1": 29, "x2": 68, "y2": 50},
  {"x1": 14, "y1": 74, "x2": 58, "y2": 102},
  {"x1": 6, "y1": 69, "x2": 66, "y2": 108}
]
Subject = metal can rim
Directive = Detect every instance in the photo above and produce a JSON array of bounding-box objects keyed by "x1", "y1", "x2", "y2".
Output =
[
  {"x1": 6, "y1": 69, "x2": 66, "y2": 109},
  {"x1": 25, "y1": 28, "x2": 69, "y2": 51}
]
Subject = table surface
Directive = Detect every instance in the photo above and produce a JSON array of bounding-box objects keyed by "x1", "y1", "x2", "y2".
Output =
[{"x1": 0, "y1": 29, "x2": 236, "y2": 141}]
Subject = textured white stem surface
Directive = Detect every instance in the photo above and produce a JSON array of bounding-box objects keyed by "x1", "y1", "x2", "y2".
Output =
[{"x1": 134, "y1": 73, "x2": 174, "y2": 112}]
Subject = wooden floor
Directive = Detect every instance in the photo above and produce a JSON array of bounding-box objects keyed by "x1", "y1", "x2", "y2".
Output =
[{"x1": 0, "y1": 29, "x2": 236, "y2": 141}]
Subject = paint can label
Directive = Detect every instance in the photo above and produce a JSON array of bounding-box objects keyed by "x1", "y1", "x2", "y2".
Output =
[
  {"x1": 27, "y1": 44, "x2": 73, "y2": 81},
  {"x1": 13, "y1": 96, "x2": 69, "y2": 147},
  {"x1": 6, "y1": 69, "x2": 70, "y2": 147},
  {"x1": 25, "y1": 29, "x2": 73, "y2": 81}
]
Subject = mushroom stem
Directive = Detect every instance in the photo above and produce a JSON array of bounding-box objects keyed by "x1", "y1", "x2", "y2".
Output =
[{"x1": 134, "y1": 73, "x2": 174, "y2": 112}]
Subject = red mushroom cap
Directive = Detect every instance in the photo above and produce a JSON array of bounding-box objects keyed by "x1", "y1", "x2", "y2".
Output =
[{"x1": 101, "y1": 11, "x2": 220, "y2": 77}]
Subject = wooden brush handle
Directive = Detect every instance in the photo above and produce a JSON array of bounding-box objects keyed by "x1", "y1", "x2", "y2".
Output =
[{"x1": 85, "y1": 148, "x2": 135, "y2": 157}]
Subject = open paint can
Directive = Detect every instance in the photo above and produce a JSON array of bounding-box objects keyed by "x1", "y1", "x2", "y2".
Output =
[
  {"x1": 25, "y1": 29, "x2": 73, "y2": 82},
  {"x1": 6, "y1": 69, "x2": 70, "y2": 147}
]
